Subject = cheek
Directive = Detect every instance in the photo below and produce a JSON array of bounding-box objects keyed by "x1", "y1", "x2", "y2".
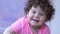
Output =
[
  {"x1": 28, "y1": 14, "x2": 33, "y2": 19},
  {"x1": 28, "y1": 13, "x2": 34, "y2": 19},
  {"x1": 40, "y1": 17, "x2": 46, "y2": 22},
  {"x1": 27, "y1": 14, "x2": 34, "y2": 22}
]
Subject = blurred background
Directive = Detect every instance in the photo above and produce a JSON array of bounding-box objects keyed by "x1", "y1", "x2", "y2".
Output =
[
  {"x1": 0, "y1": 0, "x2": 25, "y2": 34},
  {"x1": 0, "y1": 0, "x2": 60, "y2": 34}
]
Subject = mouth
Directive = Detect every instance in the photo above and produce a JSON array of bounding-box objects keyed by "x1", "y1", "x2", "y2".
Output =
[{"x1": 32, "y1": 18, "x2": 39, "y2": 22}]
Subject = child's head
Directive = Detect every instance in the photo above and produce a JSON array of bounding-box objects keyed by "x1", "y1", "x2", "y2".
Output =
[{"x1": 24, "y1": 0, "x2": 55, "y2": 27}]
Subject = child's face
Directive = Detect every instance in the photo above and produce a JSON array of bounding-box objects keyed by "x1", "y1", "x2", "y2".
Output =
[{"x1": 27, "y1": 6, "x2": 46, "y2": 27}]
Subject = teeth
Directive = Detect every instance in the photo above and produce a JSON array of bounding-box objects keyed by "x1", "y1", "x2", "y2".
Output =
[{"x1": 32, "y1": 19, "x2": 39, "y2": 22}]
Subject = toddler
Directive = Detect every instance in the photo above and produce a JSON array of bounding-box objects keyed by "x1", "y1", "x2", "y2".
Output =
[{"x1": 3, "y1": 0, "x2": 55, "y2": 34}]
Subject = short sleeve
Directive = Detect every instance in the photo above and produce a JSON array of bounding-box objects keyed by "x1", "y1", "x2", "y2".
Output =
[{"x1": 11, "y1": 17, "x2": 25, "y2": 32}]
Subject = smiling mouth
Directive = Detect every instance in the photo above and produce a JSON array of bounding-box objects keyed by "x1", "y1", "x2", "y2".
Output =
[{"x1": 32, "y1": 19, "x2": 39, "y2": 22}]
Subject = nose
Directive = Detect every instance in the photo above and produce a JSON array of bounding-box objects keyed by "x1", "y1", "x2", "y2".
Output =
[{"x1": 34, "y1": 13, "x2": 39, "y2": 18}]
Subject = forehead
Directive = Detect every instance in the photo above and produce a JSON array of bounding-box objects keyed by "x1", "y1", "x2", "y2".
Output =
[{"x1": 30, "y1": 6, "x2": 45, "y2": 13}]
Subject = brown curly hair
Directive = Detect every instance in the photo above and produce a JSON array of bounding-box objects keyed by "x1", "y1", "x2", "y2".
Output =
[{"x1": 24, "y1": 0, "x2": 55, "y2": 21}]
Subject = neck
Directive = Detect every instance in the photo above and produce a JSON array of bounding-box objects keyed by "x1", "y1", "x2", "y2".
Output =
[{"x1": 29, "y1": 24, "x2": 41, "y2": 31}]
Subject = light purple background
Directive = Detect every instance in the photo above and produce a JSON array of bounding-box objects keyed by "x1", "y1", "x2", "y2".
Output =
[{"x1": 0, "y1": 0, "x2": 25, "y2": 34}]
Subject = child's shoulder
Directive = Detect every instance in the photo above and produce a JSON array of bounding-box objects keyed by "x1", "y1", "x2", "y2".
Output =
[
  {"x1": 11, "y1": 16, "x2": 27, "y2": 32},
  {"x1": 38, "y1": 24, "x2": 50, "y2": 34},
  {"x1": 42, "y1": 24, "x2": 50, "y2": 30},
  {"x1": 42, "y1": 24, "x2": 50, "y2": 33}
]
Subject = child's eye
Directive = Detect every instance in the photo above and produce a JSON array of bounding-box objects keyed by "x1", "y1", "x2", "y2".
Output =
[{"x1": 39, "y1": 14, "x2": 44, "y2": 16}]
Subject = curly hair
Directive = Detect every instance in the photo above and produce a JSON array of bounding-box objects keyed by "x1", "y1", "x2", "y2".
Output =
[{"x1": 24, "y1": 0, "x2": 55, "y2": 21}]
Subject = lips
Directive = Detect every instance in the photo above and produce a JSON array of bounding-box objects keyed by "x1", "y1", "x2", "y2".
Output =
[{"x1": 32, "y1": 18, "x2": 39, "y2": 22}]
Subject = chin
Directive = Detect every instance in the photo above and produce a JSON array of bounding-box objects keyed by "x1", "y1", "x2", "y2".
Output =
[{"x1": 31, "y1": 24, "x2": 40, "y2": 27}]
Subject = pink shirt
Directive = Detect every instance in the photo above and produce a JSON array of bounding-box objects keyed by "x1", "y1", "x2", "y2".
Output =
[{"x1": 11, "y1": 16, "x2": 50, "y2": 34}]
